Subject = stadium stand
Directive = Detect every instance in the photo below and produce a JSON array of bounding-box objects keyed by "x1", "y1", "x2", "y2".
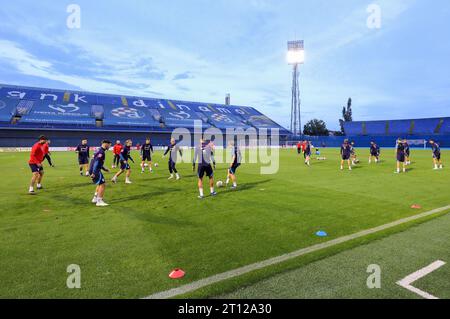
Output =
[
  {"x1": 344, "y1": 117, "x2": 448, "y2": 136},
  {"x1": 0, "y1": 84, "x2": 289, "y2": 147}
]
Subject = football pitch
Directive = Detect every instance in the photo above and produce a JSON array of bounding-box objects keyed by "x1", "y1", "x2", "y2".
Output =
[{"x1": 1, "y1": 148, "x2": 449, "y2": 299}]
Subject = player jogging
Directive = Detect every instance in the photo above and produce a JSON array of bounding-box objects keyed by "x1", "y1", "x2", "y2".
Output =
[
  {"x1": 430, "y1": 139, "x2": 443, "y2": 170},
  {"x1": 112, "y1": 139, "x2": 134, "y2": 184},
  {"x1": 297, "y1": 141, "x2": 302, "y2": 155},
  {"x1": 340, "y1": 139, "x2": 352, "y2": 171},
  {"x1": 140, "y1": 138, "x2": 154, "y2": 173},
  {"x1": 304, "y1": 141, "x2": 312, "y2": 166},
  {"x1": 193, "y1": 138, "x2": 217, "y2": 199},
  {"x1": 75, "y1": 139, "x2": 90, "y2": 176},
  {"x1": 395, "y1": 138, "x2": 407, "y2": 173},
  {"x1": 112, "y1": 140, "x2": 122, "y2": 169},
  {"x1": 369, "y1": 141, "x2": 380, "y2": 164},
  {"x1": 89, "y1": 140, "x2": 111, "y2": 207},
  {"x1": 226, "y1": 141, "x2": 242, "y2": 189},
  {"x1": 28, "y1": 135, "x2": 48, "y2": 194},
  {"x1": 163, "y1": 138, "x2": 183, "y2": 180}
]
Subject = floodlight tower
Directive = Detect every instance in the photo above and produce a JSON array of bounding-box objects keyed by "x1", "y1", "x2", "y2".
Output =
[{"x1": 287, "y1": 40, "x2": 304, "y2": 136}]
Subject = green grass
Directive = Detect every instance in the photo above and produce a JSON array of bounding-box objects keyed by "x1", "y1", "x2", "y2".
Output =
[
  {"x1": 0, "y1": 148, "x2": 449, "y2": 298},
  {"x1": 219, "y1": 212, "x2": 450, "y2": 299}
]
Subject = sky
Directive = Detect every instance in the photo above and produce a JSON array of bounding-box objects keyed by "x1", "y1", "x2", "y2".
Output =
[{"x1": 0, "y1": 0, "x2": 449, "y2": 130}]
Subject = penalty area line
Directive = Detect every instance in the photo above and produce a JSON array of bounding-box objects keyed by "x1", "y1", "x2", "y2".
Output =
[
  {"x1": 144, "y1": 205, "x2": 450, "y2": 299},
  {"x1": 397, "y1": 260, "x2": 446, "y2": 299}
]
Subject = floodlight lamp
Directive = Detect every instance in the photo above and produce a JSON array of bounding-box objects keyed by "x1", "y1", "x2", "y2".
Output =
[{"x1": 287, "y1": 40, "x2": 305, "y2": 65}]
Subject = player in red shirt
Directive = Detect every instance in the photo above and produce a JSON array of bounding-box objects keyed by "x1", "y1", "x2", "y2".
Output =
[
  {"x1": 296, "y1": 141, "x2": 302, "y2": 155},
  {"x1": 112, "y1": 140, "x2": 123, "y2": 169},
  {"x1": 28, "y1": 135, "x2": 48, "y2": 194}
]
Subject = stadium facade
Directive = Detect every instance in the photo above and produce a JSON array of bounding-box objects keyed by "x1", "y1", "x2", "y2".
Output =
[{"x1": 0, "y1": 84, "x2": 290, "y2": 147}]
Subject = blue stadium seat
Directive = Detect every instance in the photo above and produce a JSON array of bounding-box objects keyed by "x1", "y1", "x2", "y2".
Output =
[
  {"x1": 413, "y1": 118, "x2": 441, "y2": 134},
  {"x1": 102, "y1": 104, "x2": 162, "y2": 129},
  {"x1": 343, "y1": 122, "x2": 363, "y2": 135},
  {"x1": 0, "y1": 99, "x2": 17, "y2": 123},
  {"x1": 364, "y1": 121, "x2": 386, "y2": 135},
  {"x1": 440, "y1": 118, "x2": 450, "y2": 134},
  {"x1": 17, "y1": 101, "x2": 96, "y2": 128},
  {"x1": 388, "y1": 120, "x2": 412, "y2": 135}
]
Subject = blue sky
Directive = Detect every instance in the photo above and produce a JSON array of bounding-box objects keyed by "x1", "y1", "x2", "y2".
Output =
[{"x1": 0, "y1": 0, "x2": 449, "y2": 130}]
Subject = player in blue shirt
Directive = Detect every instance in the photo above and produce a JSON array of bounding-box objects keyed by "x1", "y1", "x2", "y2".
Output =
[
  {"x1": 304, "y1": 141, "x2": 312, "y2": 166},
  {"x1": 404, "y1": 140, "x2": 411, "y2": 165},
  {"x1": 164, "y1": 138, "x2": 183, "y2": 180},
  {"x1": 226, "y1": 141, "x2": 242, "y2": 189},
  {"x1": 340, "y1": 139, "x2": 352, "y2": 171},
  {"x1": 369, "y1": 141, "x2": 380, "y2": 164},
  {"x1": 89, "y1": 140, "x2": 111, "y2": 207},
  {"x1": 193, "y1": 138, "x2": 217, "y2": 198},
  {"x1": 75, "y1": 139, "x2": 90, "y2": 176},
  {"x1": 140, "y1": 138, "x2": 154, "y2": 173},
  {"x1": 112, "y1": 139, "x2": 135, "y2": 184},
  {"x1": 395, "y1": 138, "x2": 407, "y2": 173},
  {"x1": 430, "y1": 139, "x2": 443, "y2": 170}
]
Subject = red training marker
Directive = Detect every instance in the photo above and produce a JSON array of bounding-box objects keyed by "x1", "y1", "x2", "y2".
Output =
[
  {"x1": 169, "y1": 269, "x2": 186, "y2": 279},
  {"x1": 411, "y1": 204, "x2": 422, "y2": 209}
]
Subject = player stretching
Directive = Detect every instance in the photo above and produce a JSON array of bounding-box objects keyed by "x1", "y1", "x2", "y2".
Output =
[
  {"x1": 140, "y1": 138, "x2": 154, "y2": 173},
  {"x1": 430, "y1": 140, "x2": 443, "y2": 170},
  {"x1": 43, "y1": 140, "x2": 54, "y2": 167},
  {"x1": 369, "y1": 141, "x2": 380, "y2": 164},
  {"x1": 404, "y1": 140, "x2": 411, "y2": 165},
  {"x1": 76, "y1": 139, "x2": 90, "y2": 176},
  {"x1": 395, "y1": 138, "x2": 407, "y2": 173},
  {"x1": 193, "y1": 138, "x2": 217, "y2": 199},
  {"x1": 28, "y1": 135, "x2": 48, "y2": 194},
  {"x1": 163, "y1": 138, "x2": 183, "y2": 180},
  {"x1": 304, "y1": 141, "x2": 312, "y2": 166},
  {"x1": 226, "y1": 141, "x2": 242, "y2": 189},
  {"x1": 112, "y1": 140, "x2": 122, "y2": 169},
  {"x1": 89, "y1": 140, "x2": 111, "y2": 207},
  {"x1": 340, "y1": 140, "x2": 352, "y2": 170},
  {"x1": 112, "y1": 139, "x2": 134, "y2": 184}
]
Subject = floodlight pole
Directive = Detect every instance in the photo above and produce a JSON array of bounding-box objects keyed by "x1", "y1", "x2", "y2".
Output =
[{"x1": 290, "y1": 64, "x2": 302, "y2": 136}]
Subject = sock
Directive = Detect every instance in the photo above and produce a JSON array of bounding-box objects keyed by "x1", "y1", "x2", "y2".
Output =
[
  {"x1": 199, "y1": 188, "x2": 204, "y2": 197},
  {"x1": 29, "y1": 186, "x2": 34, "y2": 192},
  {"x1": 37, "y1": 184, "x2": 42, "y2": 188},
  {"x1": 233, "y1": 182, "x2": 237, "y2": 187},
  {"x1": 97, "y1": 197, "x2": 103, "y2": 202},
  {"x1": 210, "y1": 187, "x2": 215, "y2": 194},
  {"x1": 95, "y1": 192, "x2": 98, "y2": 197},
  {"x1": 176, "y1": 173, "x2": 180, "y2": 178},
  {"x1": 226, "y1": 178, "x2": 230, "y2": 184}
]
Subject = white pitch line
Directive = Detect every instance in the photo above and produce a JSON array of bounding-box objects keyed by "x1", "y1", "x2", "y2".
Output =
[
  {"x1": 144, "y1": 205, "x2": 450, "y2": 299},
  {"x1": 397, "y1": 260, "x2": 446, "y2": 299}
]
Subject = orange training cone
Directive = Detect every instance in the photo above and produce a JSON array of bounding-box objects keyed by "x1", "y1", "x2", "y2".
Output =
[{"x1": 169, "y1": 269, "x2": 185, "y2": 279}]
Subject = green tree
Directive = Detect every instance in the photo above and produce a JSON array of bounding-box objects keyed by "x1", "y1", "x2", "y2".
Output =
[
  {"x1": 340, "y1": 97, "x2": 353, "y2": 134},
  {"x1": 303, "y1": 119, "x2": 329, "y2": 136}
]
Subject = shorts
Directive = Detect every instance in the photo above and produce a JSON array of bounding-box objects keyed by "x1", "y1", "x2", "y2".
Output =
[
  {"x1": 397, "y1": 154, "x2": 405, "y2": 163},
  {"x1": 342, "y1": 154, "x2": 350, "y2": 160},
  {"x1": 304, "y1": 152, "x2": 311, "y2": 157},
  {"x1": 198, "y1": 164, "x2": 214, "y2": 179},
  {"x1": 120, "y1": 161, "x2": 131, "y2": 170},
  {"x1": 229, "y1": 163, "x2": 241, "y2": 175},
  {"x1": 405, "y1": 151, "x2": 410, "y2": 157},
  {"x1": 29, "y1": 164, "x2": 43, "y2": 173},
  {"x1": 370, "y1": 151, "x2": 378, "y2": 156},
  {"x1": 92, "y1": 172, "x2": 105, "y2": 185},
  {"x1": 78, "y1": 157, "x2": 89, "y2": 165},
  {"x1": 142, "y1": 154, "x2": 152, "y2": 162},
  {"x1": 433, "y1": 153, "x2": 441, "y2": 160}
]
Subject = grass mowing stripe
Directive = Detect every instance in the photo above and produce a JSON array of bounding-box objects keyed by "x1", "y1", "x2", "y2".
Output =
[{"x1": 144, "y1": 205, "x2": 450, "y2": 299}]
